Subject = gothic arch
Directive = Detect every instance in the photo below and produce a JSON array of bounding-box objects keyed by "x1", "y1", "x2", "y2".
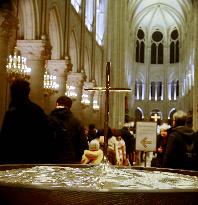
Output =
[
  {"x1": 70, "y1": 30, "x2": 78, "y2": 73},
  {"x1": 84, "y1": 47, "x2": 90, "y2": 82},
  {"x1": 49, "y1": 5, "x2": 63, "y2": 59},
  {"x1": 168, "y1": 108, "x2": 176, "y2": 120},
  {"x1": 135, "y1": 107, "x2": 144, "y2": 121},
  {"x1": 20, "y1": 0, "x2": 38, "y2": 39}
]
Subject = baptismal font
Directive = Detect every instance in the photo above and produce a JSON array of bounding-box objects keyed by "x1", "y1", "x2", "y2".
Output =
[{"x1": 0, "y1": 63, "x2": 198, "y2": 205}]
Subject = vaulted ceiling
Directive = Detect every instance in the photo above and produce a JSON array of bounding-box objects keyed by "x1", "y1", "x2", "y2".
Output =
[{"x1": 129, "y1": 0, "x2": 192, "y2": 39}]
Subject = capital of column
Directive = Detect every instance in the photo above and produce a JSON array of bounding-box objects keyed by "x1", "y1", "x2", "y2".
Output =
[
  {"x1": 65, "y1": 55, "x2": 73, "y2": 72},
  {"x1": 47, "y1": 60, "x2": 66, "y2": 77},
  {"x1": 0, "y1": 9, "x2": 17, "y2": 38},
  {"x1": 67, "y1": 72, "x2": 85, "y2": 88},
  {"x1": 17, "y1": 39, "x2": 51, "y2": 60}
]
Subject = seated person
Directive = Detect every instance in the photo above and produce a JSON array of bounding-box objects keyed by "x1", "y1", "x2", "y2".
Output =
[{"x1": 81, "y1": 139, "x2": 103, "y2": 165}]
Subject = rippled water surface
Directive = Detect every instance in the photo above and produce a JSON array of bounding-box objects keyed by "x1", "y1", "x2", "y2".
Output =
[{"x1": 0, "y1": 165, "x2": 198, "y2": 190}]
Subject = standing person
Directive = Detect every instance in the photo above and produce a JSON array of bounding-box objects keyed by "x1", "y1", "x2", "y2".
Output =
[
  {"x1": 121, "y1": 127, "x2": 135, "y2": 166},
  {"x1": 151, "y1": 123, "x2": 169, "y2": 167},
  {"x1": 163, "y1": 110, "x2": 198, "y2": 170},
  {"x1": 50, "y1": 96, "x2": 88, "y2": 163},
  {"x1": 0, "y1": 79, "x2": 54, "y2": 164},
  {"x1": 87, "y1": 123, "x2": 97, "y2": 143}
]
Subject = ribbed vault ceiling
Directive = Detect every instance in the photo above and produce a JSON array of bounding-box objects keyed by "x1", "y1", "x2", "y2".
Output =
[{"x1": 129, "y1": 0, "x2": 192, "y2": 36}]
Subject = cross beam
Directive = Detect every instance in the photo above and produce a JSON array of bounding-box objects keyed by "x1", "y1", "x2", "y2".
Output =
[
  {"x1": 151, "y1": 113, "x2": 161, "y2": 122},
  {"x1": 85, "y1": 62, "x2": 131, "y2": 162}
]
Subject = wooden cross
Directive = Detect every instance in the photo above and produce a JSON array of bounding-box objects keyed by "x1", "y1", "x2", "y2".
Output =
[
  {"x1": 151, "y1": 113, "x2": 161, "y2": 122},
  {"x1": 84, "y1": 62, "x2": 131, "y2": 161}
]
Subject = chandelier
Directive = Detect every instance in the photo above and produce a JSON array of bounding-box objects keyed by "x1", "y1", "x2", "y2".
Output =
[
  {"x1": 43, "y1": 68, "x2": 59, "y2": 96},
  {"x1": 93, "y1": 92, "x2": 100, "y2": 111},
  {"x1": 81, "y1": 93, "x2": 90, "y2": 107},
  {"x1": 65, "y1": 84, "x2": 78, "y2": 100},
  {"x1": 6, "y1": 47, "x2": 31, "y2": 82}
]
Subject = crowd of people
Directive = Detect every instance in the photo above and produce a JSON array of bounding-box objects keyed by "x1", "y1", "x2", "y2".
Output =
[{"x1": 0, "y1": 79, "x2": 198, "y2": 171}]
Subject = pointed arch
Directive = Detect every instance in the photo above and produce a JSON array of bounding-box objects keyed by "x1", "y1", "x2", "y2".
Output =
[
  {"x1": 84, "y1": 47, "x2": 91, "y2": 82},
  {"x1": 20, "y1": 0, "x2": 38, "y2": 39},
  {"x1": 70, "y1": 30, "x2": 78, "y2": 72},
  {"x1": 49, "y1": 5, "x2": 63, "y2": 59}
]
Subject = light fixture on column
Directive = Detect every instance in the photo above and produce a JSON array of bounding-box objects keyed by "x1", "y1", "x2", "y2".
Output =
[
  {"x1": 81, "y1": 93, "x2": 90, "y2": 107},
  {"x1": 43, "y1": 66, "x2": 59, "y2": 96},
  {"x1": 6, "y1": 0, "x2": 31, "y2": 82},
  {"x1": 65, "y1": 84, "x2": 78, "y2": 100},
  {"x1": 93, "y1": 92, "x2": 100, "y2": 111},
  {"x1": 6, "y1": 47, "x2": 31, "y2": 82}
]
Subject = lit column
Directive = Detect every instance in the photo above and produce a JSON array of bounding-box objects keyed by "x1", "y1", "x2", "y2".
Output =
[
  {"x1": 66, "y1": 72, "x2": 85, "y2": 117},
  {"x1": 168, "y1": 83, "x2": 171, "y2": 100},
  {"x1": 174, "y1": 82, "x2": 177, "y2": 100},
  {"x1": 46, "y1": 60, "x2": 66, "y2": 111},
  {"x1": 155, "y1": 83, "x2": 157, "y2": 101},
  {"x1": 137, "y1": 82, "x2": 139, "y2": 100},
  {"x1": 17, "y1": 38, "x2": 51, "y2": 108},
  {"x1": 149, "y1": 83, "x2": 151, "y2": 100},
  {"x1": 161, "y1": 84, "x2": 164, "y2": 100}
]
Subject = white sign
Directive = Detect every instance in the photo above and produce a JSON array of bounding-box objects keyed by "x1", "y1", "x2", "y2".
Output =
[{"x1": 135, "y1": 122, "x2": 157, "y2": 151}]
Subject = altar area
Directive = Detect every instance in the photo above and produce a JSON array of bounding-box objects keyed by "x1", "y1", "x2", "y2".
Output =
[{"x1": 0, "y1": 164, "x2": 198, "y2": 205}]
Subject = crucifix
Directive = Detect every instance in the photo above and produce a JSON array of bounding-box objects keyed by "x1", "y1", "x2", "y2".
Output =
[
  {"x1": 84, "y1": 62, "x2": 131, "y2": 162},
  {"x1": 151, "y1": 113, "x2": 161, "y2": 122}
]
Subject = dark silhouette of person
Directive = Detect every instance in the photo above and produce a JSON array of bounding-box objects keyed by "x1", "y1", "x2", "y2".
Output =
[
  {"x1": 163, "y1": 110, "x2": 198, "y2": 170},
  {"x1": 87, "y1": 123, "x2": 97, "y2": 143},
  {"x1": 49, "y1": 96, "x2": 88, "y2": 163},
  {"x1": 0, "y1": 79, "x2": 53, "y2": 164},
  {"x1": 120, "y1": 126, "x2": 135, "y2": 166}
]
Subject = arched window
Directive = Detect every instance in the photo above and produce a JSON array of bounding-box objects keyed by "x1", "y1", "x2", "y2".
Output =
[
  {"x1": 85, "y1": 0, "x2": 94, "y2": 31},
  {"x1": 136, "y1": 29, "x2": 145, "y2": 63},
  {"x1": 135, "y1": 80, "x2": 143, "y2": 100},
  {"x1": 71, "y1": 0, "x2": 81, "y2": 13},
  {"x1": 169, "y1": 80, "x2": 179, "y2": 100},
  {"x1": 176, "y1": 80, "x2": 179, "y2": 97},
  {"x1": 151, "y1": 30, "x2": 163, "y2": 64},
  {"x1": 151, "y1": 81, "x2": 155, "y2": 99},
  {"x1": 170, "y1": 29, "x2": 179, "y2": 63},
  {"x1": 150, "y1": 81, "x2": 163, "y2": 101},
  {"x1": 96, "y1": 0, "x2": 106, "y2": 45},
  {"x1": 157, "y1": 81, "x2": 162, "y2": 100}
]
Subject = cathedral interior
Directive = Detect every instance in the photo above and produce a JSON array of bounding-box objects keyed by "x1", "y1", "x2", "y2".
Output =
[
  {"x1": 0, "y1": 0, "x2": 197, "y2": 130},
  {"x1": 1, "y1": 1, "x2": 198, "y2": 204}
]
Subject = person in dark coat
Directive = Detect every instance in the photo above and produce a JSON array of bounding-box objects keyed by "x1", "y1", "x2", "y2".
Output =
[
  {"x1": 163, "y1": 110, "x2": 198, "y2": 170},
  {"x1": 120, "y1": 127, "x2": 135, "y2": 166},
  {"x1": 87, "y1": 123, "x2": 97, "y2": 143},
  {"x1": 50, "y1": 96, "x2": 88, "y2": 163},
  {"x1": 0, "y1": 79, "x2": 53, "y2": 164}
]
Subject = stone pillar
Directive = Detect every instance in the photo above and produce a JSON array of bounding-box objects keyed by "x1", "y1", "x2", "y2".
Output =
[
  {"x1": 0, "y1": 9, "x2": 16, "y2": 126},
  {"x1": 81, "y1": 81, "x2": 95, "y2": 125},
  {"x1": 44, "y1": 60, "x2": 67, "y2": 113},
  {"x1": 66, "y1": 72, "x2": 85, "y2": 120},
  {"x1": 155, "y1": 83, "x2": 157, "y2": 101},
  {"x1": 17, "y1": 39, "x2": 51, "y2": 109},
  {"x1": 193, "y1": 1, "x2": 198, "y2": 131}
]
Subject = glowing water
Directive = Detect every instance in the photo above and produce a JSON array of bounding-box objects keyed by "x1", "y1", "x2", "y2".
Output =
[{"x1": 0, "y1": 164, "x2": 198, "y2": 190}]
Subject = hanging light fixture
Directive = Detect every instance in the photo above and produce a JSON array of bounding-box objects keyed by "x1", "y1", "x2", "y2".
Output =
[
  {"x1": 65, "y1": 84, "x2": 78, "y2": 100},
  {"x1": 93, "y1": 92, "x2": 100, "y2": 111},
  {"x1": 6, "y1": 0, "x2": 31, "y2": 82},
  {"x1": 43, "y1": 64, "x2": 59, "y2": 96},
  {"x1": 6, "y1": 47, "x2": 31, "y2": 82}
]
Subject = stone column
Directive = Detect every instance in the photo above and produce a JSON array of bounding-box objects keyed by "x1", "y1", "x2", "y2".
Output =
[
  {"x1": 81, "y1": 81, "x2": 95, "y2": 125},
  {"x1": 45, "y1": 60, "x2": 67, "y2": 113},
  {"x1": 66, "y1": 72, "x2": 85, "y2": 120},
  {"x1": 17, "y1": 39, "x2": 51, "y2": 109},
  {"x1": 0, "y1": 9, "x2": 16, "y2": 126}
]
